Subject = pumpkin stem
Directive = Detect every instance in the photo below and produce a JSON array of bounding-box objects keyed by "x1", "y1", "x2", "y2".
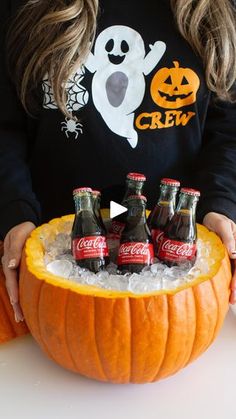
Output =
[{"x1": 173, "y1": 61, "x2": 180, "y2": 68}]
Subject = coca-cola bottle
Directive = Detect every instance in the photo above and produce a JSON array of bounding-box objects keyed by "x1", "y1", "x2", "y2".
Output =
[
  {"x1": 92, "y1": 190, "x2": 106, "y2": 231},
  {"x1": 147, "y1": 178, "x2": 180, "y2": 255},
  {"x1": 157, "y1": 188, "x2": 200, "y2": 267},
  {"x1": 71, "y1": 187, "x2": 109, "y2": 273},
  {"x1": 117, "y1": 195, "x2": 154, "y2": 274},
  {"x1": 110, "y1": 172, "x2": 146, "y2": 238}
]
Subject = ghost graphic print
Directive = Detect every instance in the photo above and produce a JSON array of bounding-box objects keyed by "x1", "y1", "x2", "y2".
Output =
[{"x1": 85, "y1": 25, "x2": 166, "y2": 148}]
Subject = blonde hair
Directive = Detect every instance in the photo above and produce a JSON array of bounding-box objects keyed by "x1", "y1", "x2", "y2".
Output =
[{"x1": 7, "y1": 0, "x2": 236, "y2": 116}]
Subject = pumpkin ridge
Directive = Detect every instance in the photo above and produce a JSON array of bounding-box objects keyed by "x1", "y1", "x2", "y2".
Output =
[
  {"x1": 112, "y1": 300, "x2": 124, "y2": 379},
  {"x1": 94, "y1": 298, "x2": 109, "y2": 382},
  {"x1": 142, "y1": 299, "x2": 154, "y2": 380},
  {"x1": 183, "y1": 286, "x2": 197, "y2": 367},
  {"x1": 37, "y1": 281, "x2": 58, "y2": 362},
  {"x1": 152, "y1": 294, "x2": 170, "y2": 381},
  {"x1": 185, "y1": 288, "x2": 197, "y2": 367},
  {"x1": 143, "y1": 298, "x2": 161, "y2": 382},
  {"x1": 144, "y1": 297, "x2": 166, "y2": 382},
  {"x1": 208, "y1": 277, "x2": 220, "y2": 347},
  {"x1": 209, "y1": 255, "x2": 230, "y2": 342},
  {"x1": 170, "y1": 290, "x2": 196, "y2": 375},
  {"x1": 128, "y1": 297, "x2": 132, "y2": 382},
  {"x1": 0, "y1": 295, "x2": 15, "y2": 340},
  {"x1": 64, "y1": 290, "x2": 78, "y2": 371}
]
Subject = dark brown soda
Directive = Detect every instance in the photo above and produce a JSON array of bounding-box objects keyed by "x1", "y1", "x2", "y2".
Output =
[
  {"x1": 117, "y1": 195, "x2": 154, "y2": 274},
  {"x1": 158, "y1": 188, "x2": 200, "y2": 267}
]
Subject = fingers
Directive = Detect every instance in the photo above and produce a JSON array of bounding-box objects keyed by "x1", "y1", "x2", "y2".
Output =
[
  {"x1": 2, "y1": 222, "x2": 36, "y2": 322},
  {"x1": 213, "y1": 219, "x2": 236, "y2": 258},
  {"x1": 3, "y1": 235, "x2": 24, "y2": 302},
  {"x1": 230, "y1": 260, "x2": 236, "y2": 305},
  {"x1": 203, "y1": 213, "x2": 236, "y2": 305},
  {"x1": 2, "y1": 254, "x2": 24, "y2": 322}
]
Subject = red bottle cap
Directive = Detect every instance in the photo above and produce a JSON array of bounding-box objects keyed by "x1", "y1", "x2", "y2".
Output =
[
  {"x1": 92, "y1": 190, "x2": 101, "y2": 196},
  {"x1": 161, "y1": 178, "x2": 180, "y2": 187},
  {"x1": 127, "y1": 173, "x2": 146, "y2": 182},
  {"x1": 73, "y1": 187, "x2": 92, "y2": 195},
  {"x1": 127, "y1": 194, "x2": 147, "y2": 202},
  {"x1": 180, "y1": 188, "x2": 201, "y2": 197}
]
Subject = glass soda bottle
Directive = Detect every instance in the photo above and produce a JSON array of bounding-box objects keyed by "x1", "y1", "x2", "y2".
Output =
[
  {"x1": 117, "y1": 194, "x2": 154, "y2": 274},
  {"x1": 71, "y1": 187, "x2": 109, "y2": 273},
  {"x1": 147, "y1": 178, "x2": 180, "y2": 256},
  {"x1": 157, "y1": 188, "x2": 200, "y2": 267},
  {"x1": 109, "y1": 172, "x2": 146, "y2": 238}
]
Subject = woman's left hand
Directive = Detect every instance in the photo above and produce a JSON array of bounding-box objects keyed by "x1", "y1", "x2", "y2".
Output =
[{"x1": 203, "y1": 212, "x2": 236, "y2": 305}]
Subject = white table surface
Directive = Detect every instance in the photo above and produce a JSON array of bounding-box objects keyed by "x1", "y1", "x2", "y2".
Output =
[{"x1": 0, "y1": 308, "x2": 236, "y2": 419}]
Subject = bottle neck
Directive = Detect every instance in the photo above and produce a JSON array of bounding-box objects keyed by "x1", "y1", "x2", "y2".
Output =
[
  {"x1": 123, "y1": 180, "x2": 144, "y2": 201},
  {"x1": 93, "y1": 195, "x2": 101, "y2": 211},
  {"x1": 74, "y1": 194, "x2": 94, "y2": 213},
  {"x1": 176, "y1": 194, "x2": 198, "y2": 220},
  {"x1": 158, "y1": 185, "x2": 178, "y2": 207}
]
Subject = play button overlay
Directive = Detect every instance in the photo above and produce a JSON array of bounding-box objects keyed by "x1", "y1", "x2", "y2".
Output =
[{"x1": 110, "y1": 201, "x2": 127, "y2": 219}]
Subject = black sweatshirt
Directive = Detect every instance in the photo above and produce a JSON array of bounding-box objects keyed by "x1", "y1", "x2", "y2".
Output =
[{"x1": 1, "y1": 0, "x2": 236, "y2": 239}]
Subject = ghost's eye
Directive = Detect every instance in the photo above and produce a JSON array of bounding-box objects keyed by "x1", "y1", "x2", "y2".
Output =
[
  {"x1": 105, "y1": 39, "x2": 114, "y2": 53},
  {"x1": 121, "y1": 40, "x2": 129, "y2": 53}
]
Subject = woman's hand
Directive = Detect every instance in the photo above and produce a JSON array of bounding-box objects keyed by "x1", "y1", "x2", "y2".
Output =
[
  {"x1": 203, "y1": 212, "x2": 236, "y2": 305},
  {"x1": 1, "y1": 222, "x2": 36, "y2": 322}
]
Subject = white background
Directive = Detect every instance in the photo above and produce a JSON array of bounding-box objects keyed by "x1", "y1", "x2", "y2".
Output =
[{"x1": 0, "y1": 308, "x2": 236, "y2": 419}]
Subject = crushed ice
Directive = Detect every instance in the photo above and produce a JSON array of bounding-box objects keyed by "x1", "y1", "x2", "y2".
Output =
[{"x1": 44, "y1": 225, "x2": 215, "y2": 294}]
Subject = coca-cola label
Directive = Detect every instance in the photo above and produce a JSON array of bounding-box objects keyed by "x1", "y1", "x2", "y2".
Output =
[
  {"x1": 117, "y1": 242, "x2": 154, "y2": 265},
  {"x1": 72, "y1": 236, "x2": 109, "y2": 260},
  {"x1": 158, "y1": 237, "x2": 197, "y2": 262},
  {"x1": 151, "y1": 228, "x2": 164, "y2": 250}
]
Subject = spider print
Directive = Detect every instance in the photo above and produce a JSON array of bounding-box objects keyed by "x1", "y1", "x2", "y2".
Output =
[{"x1": 61, "y1": 118, "x2": 83, "y2": 139}]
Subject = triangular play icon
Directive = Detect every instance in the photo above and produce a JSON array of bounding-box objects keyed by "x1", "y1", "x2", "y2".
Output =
[{"x1": 110, "y1": 201, "x2": 127, "y2": 219}]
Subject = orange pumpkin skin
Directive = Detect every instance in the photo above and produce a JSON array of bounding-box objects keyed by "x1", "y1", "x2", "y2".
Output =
[
  {"x1": 0, "y1": 243, "x2": 29, "y2": 344},
  {"x1": 151, "y1": 61, "x2": 200, "y2": 109},
  {"x1": 19, "y1": 217, "x2": 231, "y2": 384}
]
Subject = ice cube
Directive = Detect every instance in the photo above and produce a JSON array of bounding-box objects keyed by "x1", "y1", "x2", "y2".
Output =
[
  {"x1": 195, "y1": 257, "x2": 210, "y2": 274},
  {"x1": 106, "y1": 262, "x2": 118, "y2": 275},
  {"x1": 96, "y1": 270, "x2": 109, "y2": 280},
  {"x1": 47, "y1": 259, "x2": 73, "y2": 278},
  {"x1": 150, "y1": 263, "x2": 166, "y2": 274},
  {"x1": 128, "y1": 273, "x2": 162, "y2": 294}
]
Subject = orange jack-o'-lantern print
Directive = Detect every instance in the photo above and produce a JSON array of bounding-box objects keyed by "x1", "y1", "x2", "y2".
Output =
[{"x1": 150, "y1": 61, "x2": 200, "y2": 109}]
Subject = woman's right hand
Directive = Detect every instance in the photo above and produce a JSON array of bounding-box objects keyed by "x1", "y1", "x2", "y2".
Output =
[{"x1": 1, "y1": 222, "x2": 36, "y2": 322}]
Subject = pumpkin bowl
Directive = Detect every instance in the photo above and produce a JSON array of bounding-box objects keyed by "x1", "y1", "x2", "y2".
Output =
[{"x1": 19, "y1": 211, "x2": 231, "y2": 384}]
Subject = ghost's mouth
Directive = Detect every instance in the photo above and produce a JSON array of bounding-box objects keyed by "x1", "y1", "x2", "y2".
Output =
[
  {"x1": 158, "y1": 90, "x2": 192, "y2": 102},
  {"x1": 108, "y1": 54, "x2": 126, "y2": 65}
]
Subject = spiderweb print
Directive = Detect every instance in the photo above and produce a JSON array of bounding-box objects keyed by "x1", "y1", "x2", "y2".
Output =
[
  {"x1": 66, "y1": 67, "x2": 89, "y2": 112},
  {"x1": 42, "y1": 77, "x2": 58, "y2": 109},
  {"x1": 42, "y1": 66, "x2": 89, "y2": 112},
  {"x1": 42, "y1": 67, "x2": 89, "y2": 139}
]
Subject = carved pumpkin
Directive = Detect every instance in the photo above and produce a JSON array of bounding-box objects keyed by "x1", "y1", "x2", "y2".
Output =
[
  {"x1": 0, "y1": 243, "x2": 29, "y2": 344},
  {"x1": 151, "y1": 61, "x2": 200, "y2": 109},
  {"x1": 19, "y1": 212, "x2": 231, "y2": 383}
]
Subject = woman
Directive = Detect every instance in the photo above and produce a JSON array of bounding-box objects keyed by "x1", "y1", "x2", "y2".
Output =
[{"x1": 1, "y1": 0, "x2": 236, "y2": 321}]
